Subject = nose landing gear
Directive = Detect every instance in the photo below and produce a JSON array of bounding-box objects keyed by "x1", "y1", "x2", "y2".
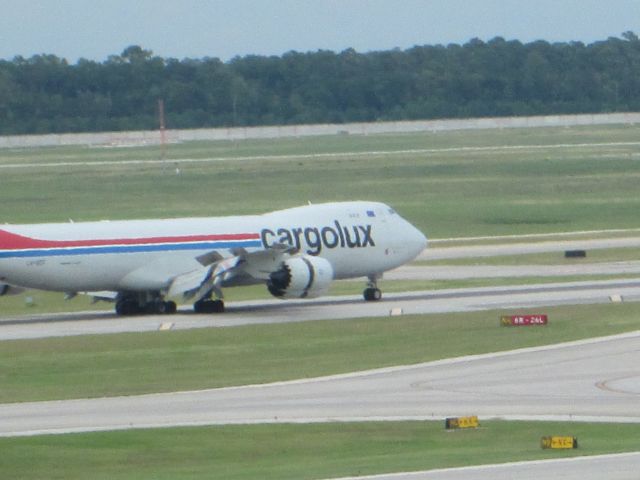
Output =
[{"x1": 363, "y1": 275, "x2": 382, "y2": 301}]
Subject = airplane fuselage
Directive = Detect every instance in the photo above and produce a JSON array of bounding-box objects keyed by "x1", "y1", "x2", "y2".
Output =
[{"x1": 0, "y1": 202, "x2": 427, "y2": 296}]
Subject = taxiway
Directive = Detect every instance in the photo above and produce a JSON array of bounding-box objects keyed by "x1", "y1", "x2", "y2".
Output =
[{"x1": 325, "y1": 453, "x2": 640, "y2": 480}]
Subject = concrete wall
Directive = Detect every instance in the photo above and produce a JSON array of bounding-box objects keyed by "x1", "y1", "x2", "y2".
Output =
[{"x1": 1, "y1": 112, "x2": 639, "y2": 149}]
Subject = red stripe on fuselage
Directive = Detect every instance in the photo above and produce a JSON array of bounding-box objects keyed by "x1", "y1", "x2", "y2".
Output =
[{"x1": 0, "y1": 229, "x2": 260, "y2": 251}]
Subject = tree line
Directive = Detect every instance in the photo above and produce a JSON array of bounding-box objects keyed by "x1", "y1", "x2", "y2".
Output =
[{"x1": 1, "y1": 32, "x2": 639, "y2": 135}]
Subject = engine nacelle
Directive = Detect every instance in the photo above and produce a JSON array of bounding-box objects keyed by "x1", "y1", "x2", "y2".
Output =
[{"x1": 267, "y1": 256, "x2": 334, "y2": 299}]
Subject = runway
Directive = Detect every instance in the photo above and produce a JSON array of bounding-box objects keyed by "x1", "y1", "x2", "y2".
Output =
[
  {"x1": 2, "y1": 234, "x2": 640, "y2": 340},
  {"x1": 1, "y1": 278, "x2": 640, "y2": 340},
  {"x1": 1, "y1": 330, "x2": 639, "y2": 437}
]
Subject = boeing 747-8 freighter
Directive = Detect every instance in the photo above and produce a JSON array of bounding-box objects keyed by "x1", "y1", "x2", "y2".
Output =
[{"x1": 0, "y1": 201, "x2": 426, "y2": 315}]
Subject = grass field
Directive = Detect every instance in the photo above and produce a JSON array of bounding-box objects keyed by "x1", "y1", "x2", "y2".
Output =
[{"x1": 1, "y1": 421, "x2": 638, "y2": 480}]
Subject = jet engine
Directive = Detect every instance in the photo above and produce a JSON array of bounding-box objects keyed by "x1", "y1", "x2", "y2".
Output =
[{"x1": 267, "y1": 256, "x2": 333, "y2": 299}]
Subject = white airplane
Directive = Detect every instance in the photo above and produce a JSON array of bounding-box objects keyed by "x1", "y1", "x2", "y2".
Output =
[{"x1": 0, "y1": 201, "x2": 426, "y2": 315}]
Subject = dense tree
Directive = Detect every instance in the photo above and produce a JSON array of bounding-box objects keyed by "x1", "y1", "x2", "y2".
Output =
[{"x1": 0, "y1": 34, "x2": 639, "y2": 135}]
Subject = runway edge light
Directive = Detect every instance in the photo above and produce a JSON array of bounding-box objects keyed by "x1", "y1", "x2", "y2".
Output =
[
  {"x1": 500, "y1": 314, "x2": 548, "y2": 327},
  {"x1": 445, "y1": 416, "x2": 479, "y2": 430},
  {"x1": 541, "y1": 436, "x2": 578, "y2": 449}
]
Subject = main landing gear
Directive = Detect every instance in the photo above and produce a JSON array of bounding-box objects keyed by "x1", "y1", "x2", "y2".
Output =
[
  {"x1": 114, "y1": 292, "x2": 225, "y2": 316},
  {"x1": 115, "y1": 293, "x2": 177, "y2": 316},
  {"x1": 363, "y1": 275, "x2": 382, "y2": 301}
]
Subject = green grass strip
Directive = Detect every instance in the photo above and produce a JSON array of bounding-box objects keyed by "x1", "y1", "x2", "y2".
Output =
[{"x1": 0, "y1": 421, "x2": 638, "y2": 480}]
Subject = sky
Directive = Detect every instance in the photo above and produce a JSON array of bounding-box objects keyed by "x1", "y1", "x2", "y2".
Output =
[{"x1": 0, "y1": 0, "x2": 639, "y2": 63}]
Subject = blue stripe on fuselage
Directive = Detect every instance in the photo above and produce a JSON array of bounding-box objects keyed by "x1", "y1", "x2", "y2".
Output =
[{"x1": 0, "y1": 240, "x2": 263, "y2": 259}]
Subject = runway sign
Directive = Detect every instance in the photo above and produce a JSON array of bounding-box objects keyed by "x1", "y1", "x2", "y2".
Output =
[
  {"x1": 445, "y1": 415, "x2": 479, "y2": 430},
  {"x1": 500, "y1": 314, "x2": 548, "y2": 326},
  {"x1": 541, "y1": 436, "x2": 578, "y2": 449}
]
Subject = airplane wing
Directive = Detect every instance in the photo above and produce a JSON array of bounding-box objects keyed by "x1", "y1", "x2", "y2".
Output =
[
  {"x1": 167, "y1": 244, "x2": 294, "y2": 301},
  {"x1": 167, "y1": 256, "x2": 242, "y2": 300}
]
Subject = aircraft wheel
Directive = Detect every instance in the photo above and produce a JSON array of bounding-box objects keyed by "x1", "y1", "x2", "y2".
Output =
[
  {"x1": 363, "y1": 287, "x2": 382, "y2": 301},
  {"x1": 165, "y1": 301, "x2": 177, "y2": 314},
  {"x1": 194, "y1": 299, "x2": 225, "y2": 314},
  {"x1": 211, "y1": 299, "x2": 225, "y2": 313},
  {"x1": 193, "y1": 299, "x2": 205, "y2": 313},
  {"x1": 115, "y1": 301, "x2": 126, "y2": 316},
  {"x1": 155, "y1": 300, "x2": 177, "y2": 314}
]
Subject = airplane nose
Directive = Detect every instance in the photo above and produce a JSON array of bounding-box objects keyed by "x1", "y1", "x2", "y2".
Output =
[
  {"x1": 388, "y1": 214, "x2": 428, "y2": 264},
  {"x1": 418, "y1": 229, "x2": 428, "y2": 251},
  {"x1": 398, "y1": 220, "x2": 427, "y2": 262},
  {"x1": 410, "y1": 225, "x2": 428, "y2": 256}
]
